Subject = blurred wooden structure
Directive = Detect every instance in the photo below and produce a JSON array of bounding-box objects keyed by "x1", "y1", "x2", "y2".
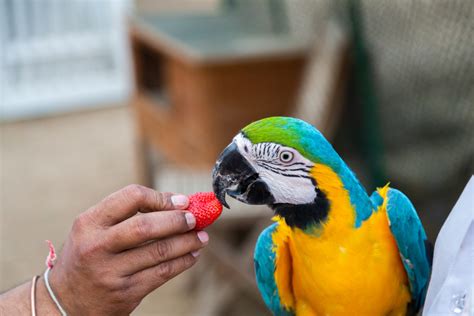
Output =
[
  {"x1": 294, "y1": 21, "x2": 350, "y2": 140},
  {"x1": 130, "y1": 13, "x2": 309, "y2": 185}
]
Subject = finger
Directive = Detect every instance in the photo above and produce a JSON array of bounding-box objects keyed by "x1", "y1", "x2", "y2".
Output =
[
  {"x1": 119, "y1": 231, "x2": 208, "y2": 275},
  {"x1": 130, "y1": 254, "x2": 197, "y2": 295},
  {"x1": 86, "y1": 184, "x2": 189, "y2": 226},
  {"x1": 106, "y1": 211, "x2": 196, "y2": 252}
]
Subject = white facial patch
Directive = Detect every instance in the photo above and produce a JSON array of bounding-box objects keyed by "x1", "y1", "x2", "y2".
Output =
[{"x1": 233, "y1": 133, "x2": 317, "y2": 205}]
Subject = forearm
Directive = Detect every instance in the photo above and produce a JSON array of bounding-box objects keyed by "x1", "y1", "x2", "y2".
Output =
[
  {"x1": 0, "y1": 281, "x2": 30, "y2": 315},
  {"x1": 0, "y1": 277, "x2": 60, "y2": 315}
]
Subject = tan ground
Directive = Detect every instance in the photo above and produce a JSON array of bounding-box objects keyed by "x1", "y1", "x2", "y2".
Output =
[{"x1": 0, "y1": 106, "x2": 194, "y2": 315}]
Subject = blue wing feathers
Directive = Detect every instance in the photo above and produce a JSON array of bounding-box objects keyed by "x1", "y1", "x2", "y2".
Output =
[
  {"x1": 377, "y1": 188, "x2": 431, "y2": 311},
  {"x1": 254, "y1": 223, "x2": 294, "y2": 316}
]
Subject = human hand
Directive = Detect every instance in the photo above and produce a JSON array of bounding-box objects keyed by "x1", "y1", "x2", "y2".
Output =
[{"x1": 44, "y1": 184, "x2": 208, "y2": 315}]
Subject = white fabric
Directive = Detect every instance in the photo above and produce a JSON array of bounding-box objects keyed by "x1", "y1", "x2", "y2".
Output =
[{"x1": 423, "y1": 176, "x2": 474, "y2": 316}]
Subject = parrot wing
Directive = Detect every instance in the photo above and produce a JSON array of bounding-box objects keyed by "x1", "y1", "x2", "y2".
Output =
[
  {"x1": 254, "y1": 223, "x2": 295, "y2": 316},
  {"x1": 371, "y1": 188, "x2": 431, "y2": 312}
]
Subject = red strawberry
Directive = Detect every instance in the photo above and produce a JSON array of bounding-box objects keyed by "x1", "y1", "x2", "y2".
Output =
[{"x1": 187, "y1": 192, "x2": 223, "y2": 230}]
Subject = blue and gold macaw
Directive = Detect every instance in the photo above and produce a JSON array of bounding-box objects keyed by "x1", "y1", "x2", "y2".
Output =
[{"x1": 212, "y1": 117, "x2": 431, "y2": 316}]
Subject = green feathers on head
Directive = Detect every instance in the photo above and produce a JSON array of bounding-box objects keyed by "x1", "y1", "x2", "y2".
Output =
[{"x1": 242, "y1": 117, "x2": 336, "y2": 167}]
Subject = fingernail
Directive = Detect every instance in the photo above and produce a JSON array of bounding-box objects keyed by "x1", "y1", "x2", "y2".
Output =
[
  {"x1": 171, "y1": 195, "x2": 188, "y2": 208},
  {"x1": 197, "y1": 231, "x2": 209, "y2": 244},
  {"x1": 185, "y1": 212, "x2": 196, "y2": 229},
  {"x1": 191, "y1": 250, "x2": 201, "y2": 258}
]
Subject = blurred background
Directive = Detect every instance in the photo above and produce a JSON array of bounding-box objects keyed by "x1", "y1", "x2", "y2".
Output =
[{"x1": 1, "y1": 0, "x2": 472, "y2": 315}]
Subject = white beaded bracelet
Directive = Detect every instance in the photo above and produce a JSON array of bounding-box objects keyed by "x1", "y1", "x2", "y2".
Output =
[
  {"x1": 44, "y1": 267, "x2": 68, "y2": 316},
  {"x1": 30, "y1": 275, "x2": 39, "y2": 316}
]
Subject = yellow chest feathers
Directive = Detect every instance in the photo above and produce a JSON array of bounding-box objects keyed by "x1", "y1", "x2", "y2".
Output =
[{"x1": 271, "y1": 165, "x2": 411, "y2": 316}]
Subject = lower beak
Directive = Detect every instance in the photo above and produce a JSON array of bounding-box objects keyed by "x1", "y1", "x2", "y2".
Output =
[{"x1": 212, "y1": 143, "x2": 275, "y2": 208}]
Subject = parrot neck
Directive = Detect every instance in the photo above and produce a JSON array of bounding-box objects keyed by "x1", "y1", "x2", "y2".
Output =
[
  {"x1": 337, "y1": 164, "x2": 373, "y2": 227},
  {"x1": 311, "y1": 162, "x2": 373, "y2": 229}
]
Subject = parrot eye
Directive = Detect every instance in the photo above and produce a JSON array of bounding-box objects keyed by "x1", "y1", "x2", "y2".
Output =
[{"x1": 279, "y1": 151, "x2": 294, "y2": 163}]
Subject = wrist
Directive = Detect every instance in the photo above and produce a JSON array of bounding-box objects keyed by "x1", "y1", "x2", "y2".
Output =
[{"x1": 36, "y1": 277, "x2": 62, "y2": 316}]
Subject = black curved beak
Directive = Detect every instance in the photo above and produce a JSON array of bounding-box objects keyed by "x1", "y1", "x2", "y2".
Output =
[{"x1": 212, "y1": 142, "x2": 275, "y2": 208}]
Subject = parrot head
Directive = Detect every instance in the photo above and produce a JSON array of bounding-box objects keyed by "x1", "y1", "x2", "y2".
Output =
[{"x1": 212, "y1": 116, "x2": 356, "y2": 229}]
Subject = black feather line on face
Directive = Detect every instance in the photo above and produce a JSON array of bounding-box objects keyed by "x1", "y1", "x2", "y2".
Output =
[
  {"x1": 284, "y1": 162, "x2": 307, "y2": 166},
  {"x1": 258, "y1": 163, "x2": 313, "y2": 179},
  {"x1": 258, "y1": 161, "x2": 312, "y2": 174},
  {"x1": 266, "y1": 159, "x2": 313, "y2": 169}
]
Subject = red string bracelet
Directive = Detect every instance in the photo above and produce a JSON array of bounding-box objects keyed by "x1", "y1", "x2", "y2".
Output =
[{"x1": 45, "y1": 240, "x2": 57, "y2": 269}]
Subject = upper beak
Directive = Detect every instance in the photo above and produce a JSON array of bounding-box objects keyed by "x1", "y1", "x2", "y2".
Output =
[{"x1": 212, "y1": 142, "x2": 275, "y2": 208}]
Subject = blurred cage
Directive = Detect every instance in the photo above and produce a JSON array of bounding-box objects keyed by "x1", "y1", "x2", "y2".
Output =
[
  {"x1": 335, "y1": 0, "x2": 474, "y2": 239},
  {"x1": 358, "y1": 0, "x2": 474, "y2": 194},
  {"x1": 0, "y1": 0, "x2": 132, "y2": 120}
]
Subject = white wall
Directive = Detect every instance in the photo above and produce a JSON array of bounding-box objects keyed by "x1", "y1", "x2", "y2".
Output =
[{"x1": 0, "y1": 0, "x2": 132, "y2": 120}]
